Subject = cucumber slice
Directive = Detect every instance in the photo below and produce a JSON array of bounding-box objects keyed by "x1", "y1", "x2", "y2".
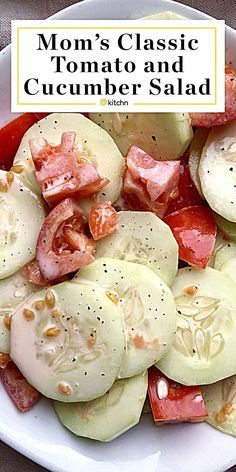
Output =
[
  {"x1": 0, "y1": 170, "x2": 46, "y2": 279},
  {"x1": 199, "y1": 121, "x2": 236, "y2": 222},
  {"x1": 13, "y1": 113, "x2": 124, "y2": 210},
  {"x1": 157, "y1": 267, "x2": 236, "y2": 385},
  {"x1": 142, "y1": 12, "x2": 186, "y2": 20},
  {"x1": 207, "y1": 232, "x2": 226, "y2": 268},
  {"x1": 89, "y1": 113, "x2": 193, "y2": 161},
  {"x1": 0, "y1": 271, "x2": 38, "y2": 354},
  {"x1": 214, "y1": 242, "x2": 236, "y2": 271},
  {"x1": 74, "y1": 258, "x2": 176, "y2": 379},
  {"x1": 95, "y1": 211, "x2": 178, "y2": 286},
  {"x1": 202, "y1": 375, "x2": 236, "y2": 437},
  {"x1": 189, "y1": 128, "x2": 209, "y2": 198},
  {"x1": 214, "y1": 213, "x2": 236, "y2": 242},
  {"x1": 54, "y1": 371, "x2": 147, "y2": 441},
  {"x1": 221, "y1": 259, "x2": 236, "y2": 285},
  {"x1": 213, "y1": 241, "x2": 236, "y2": 285},
  {"x1": 10, "y1": 282, "x2": 125, "y2": 402}
]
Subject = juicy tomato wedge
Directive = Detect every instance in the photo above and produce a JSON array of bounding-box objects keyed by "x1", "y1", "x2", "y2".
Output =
[
  {"x1": 190, "y1": 66, "x2": 236, "y2": 127},
  {"x1": 0, "y1": 362, "x2": 41, "y2": 412},
  {"x1": 21, "y1": 259, "x2": 49, "y2": 286},
  {"x1": 29, "y1": 131, "x2": 109, "y2": 206},
  {"x1": 164, "y1": 206, "x2": 217, "y2": 268},
  {"x1": 123, "y1": 145, "x2": 180, "y2": 218},
  {"x1": 0, "y1": 353, "x2": 11, "y2": 369},
  {"x1": 21, "y1": 259, "x2": 69, "y2": 286},
  {"x1": 148, "y1": 366, "x2": 207, "y2": 423},
  {"x1": 88, "y1": 203, "x2": 119, "y2": 241},
  {"x1": 0, "y1": 113, "x2": 48, "y2": 170},
  {"x1": 36, "y1": 198, "x2": 95, "y2": 280},
  {"x1": 166, "y1": 162, "x2": 203, "y2": 214}
]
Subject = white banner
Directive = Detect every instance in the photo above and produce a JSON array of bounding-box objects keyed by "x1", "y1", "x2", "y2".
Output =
[{"x1": 11, "y1": 19, "x2": 225, "y2": 112}]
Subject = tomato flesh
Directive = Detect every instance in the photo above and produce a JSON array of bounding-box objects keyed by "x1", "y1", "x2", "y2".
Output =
[
  {"x1": 36, "y1": 198, "x2": 95, "y2": 280},
  {"x1": 164, "y1": 206, "x2": 217, "y2": 268},
  {"x1": 190, "y1": 66, "x2": 236, "y2": 127},
  {"x1": 123, "y1": 145, "x2": 180, "y2": 218},
  {"x1": 148, "y1": 366, "x2": 207, "y2": 423},
  {"x1": 166, "y1": 162, "x2": 203, "y2": 214},
  {"x1": 21, "y1": 259, "x2": 49, "y2": 286},
  {"x1": 30, "y1": 131, "x2": 109, "y2": 206},
  {"x1": 89, "y1": 203, "x2": 119, "y2": 240},
  {"x1": 0, "y1": 362, "x2": 41, "y2": 412}
]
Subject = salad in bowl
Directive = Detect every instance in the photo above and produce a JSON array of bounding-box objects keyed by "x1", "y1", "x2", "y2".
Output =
[{"x1": 1, "y1": 10, "x2": 236, "y2": 447}]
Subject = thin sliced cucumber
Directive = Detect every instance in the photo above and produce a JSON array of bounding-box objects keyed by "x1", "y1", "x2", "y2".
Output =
[
  {"x1": 189, "y1": 128, "x2": 209, "y2": 198},
  {"x1": 0, "y1": 170, "x2": 46, "y2": 279},
  {"x1": 142, "y1": 12, "x2": 186, "y2": 19},
  {"x1": 199, "y1": 121, "x2": 236, "y2": 222},
  {"x1": 95, "y1": 211, "x2": 178, "y2": 286},
  {"x1": 74, "y1": 258, "x2": 176, "y2": 379},
  {"x1": 207, "y1": 232, "x2": 227, "y2": 268},
  {"x1": 54, "y1": 371, "x2": 147, "y2": 442},
  {"x1": 10, "y1": 282, "x2": 125, "y2": 402},
  {"x1": 202, "y1": 375, "x2": 236, "y2": 437},
  {"x1": 13, "y1": 113, "x2": 124, "y2": 210},
  {"x1": 89, "y1": 113, "x2": 193, "y2": 161},
  {"x1": 221, "y1": 259, "x2": 236, "y2": 285},
  {"x1": 0, "y1": 271, "x2": 38, "y2": 354},
  {"x1": 213, "y1": 241, "x2": 236, "y2": 286},
  {"x1": 214, "y1": 242, "x2": 236, "y2": 271},
  {"x1": 157, "y1": 267, "x2": 236, "y2": 385},
  {"x1": 214, "y1": 213, "x2": 236, "y2": 242}
]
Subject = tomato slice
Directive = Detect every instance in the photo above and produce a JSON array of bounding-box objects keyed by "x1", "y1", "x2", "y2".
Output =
[
  {"x1": 0, "y1": 113, "x2": 46, "y2": 170},
  {"x1": 30, "y1": 131, "x2": 109, "y2": 206},
  {"x1": 190, "y1": 66, "x2": 236, "y2": 127},
  {"x1": 123, "y1": 145, "x2": 180, "y2": 218},
  {"x1": 36, "y1": 198, "x2": 95, "y2": 280},
  {"x1": 0, "y1": 362, "x2": 41, "y2": 412},
  {"x1": 21, "y1": 259, "x2": 49, "y2": 286},
  {"x1": 88, "y1": 203, "x2": 119, "y2": 240},
  {"x1": 166, "y1": 162, "x2": 203, "y2": 214},
  {"x1": 164, "y1": 206, "x2": 217, "y2": 268},
  {"x1": 148, "y1": 366, "x2": 207, "y2": 423},
  {"x1": 0, "y1": 353, "x2": 11, "y2": 369}
]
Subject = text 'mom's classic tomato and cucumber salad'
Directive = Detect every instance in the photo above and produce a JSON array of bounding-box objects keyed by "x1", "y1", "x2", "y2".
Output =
[{"x1": 0, "y1": 11, "x2": 236, "y2": 442}]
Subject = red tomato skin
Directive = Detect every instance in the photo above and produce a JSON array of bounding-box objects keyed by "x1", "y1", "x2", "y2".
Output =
[
  {"x1": 0, "y1": 362, "x2": 41, "y2": 412},
  {"x1": 190, "y1": 66, "x2": 236, "y2": 127},
  {"x1": 148, "y1": 367, "x2": 207, "y2": 423},
  {"x1": 36, "y1": 198, "x2": 94, "y2": 280},
  {"x1": 164, "y1": 206, "x2": 217, "y2": 268},
  {"x1": 166, "y1": 162, "x2": 203, "y2": 215},
  {"x1": 0, "y1": 113, "x2": 41, "y2": 170},
  {"x1": 89, "y1": 203, "x2": 119, "y2": 240}
]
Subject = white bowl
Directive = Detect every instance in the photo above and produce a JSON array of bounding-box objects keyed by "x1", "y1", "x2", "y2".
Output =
[{"x1": 0, "y1": 1, "x2": 235, "y2": 471}]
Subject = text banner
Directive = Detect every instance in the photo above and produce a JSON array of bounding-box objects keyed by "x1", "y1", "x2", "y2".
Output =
[{"x1": 11, "y1": 19, "x2": 225, "y2": 112}]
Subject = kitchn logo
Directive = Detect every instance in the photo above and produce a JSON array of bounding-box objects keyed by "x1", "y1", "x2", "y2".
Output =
[{"x1": 100, "y1": 98, "x2": 129, "y2": 107}]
